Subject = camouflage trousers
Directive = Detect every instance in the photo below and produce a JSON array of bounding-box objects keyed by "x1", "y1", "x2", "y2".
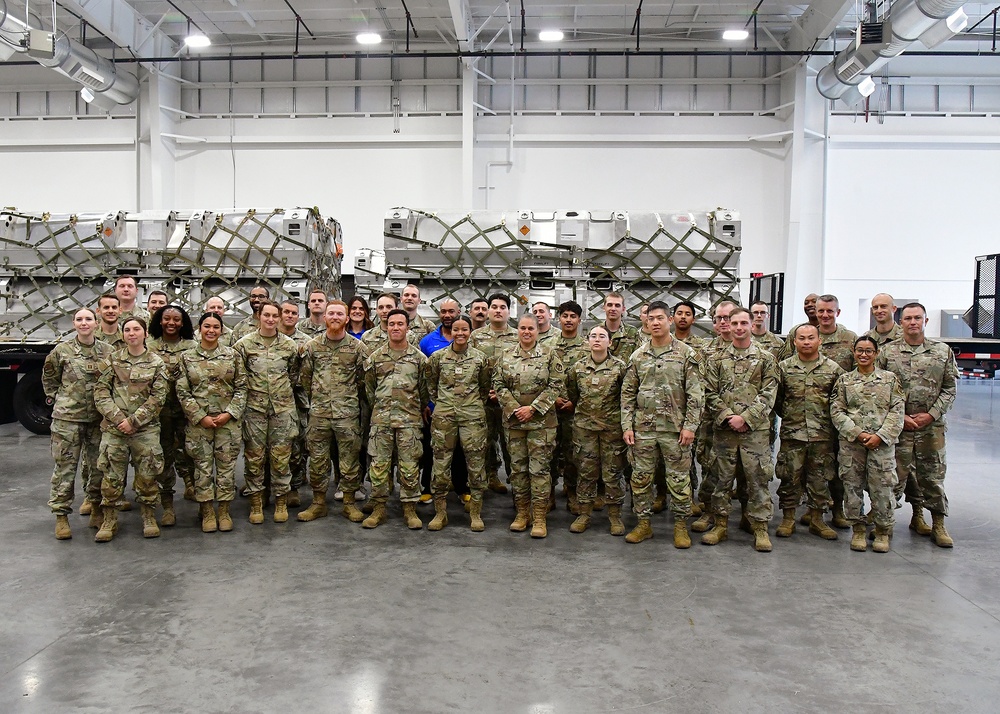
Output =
[
  {"x1": 98, "y1": 426, "x2": 163, "y2": 508},
  {"x1": 695, "y1": 423, "x2": 716, "y2": 505},
  {"x1": 550, "y1": 411, "x2": 578, "y2": 491},
  {"x1": 243, "y1": 408, "x2": 298, "y2": 497},
  {"x1": 431, "y1": 415, "x2": 488, "y2": 497},
  {"x1": 485, "y1": 402, "x2": 511, "y2": 480},
  {"x1": 505, "y1": 427, "x2": 556, "y2": 504},
  {"x1": 368, "y1": 425, "x2": 422, "y2": 503},
  {"x1": 290, "y1": 408, "x2": 309, "y2": 491},
  {"x1": 48, "y1": 418, "x2": 102, "y2": 514},
  {"x1": 839, "y1": 439, "x2": 898, "y2": 529},
  {"x1": 630, "y1": 432, "x2": 692, "y2": 518},
  {"x1": 306, "y1": 415, "x2": 362, "y2": 494},
  {"x1": 186, "y1": 419, "x2": 241, "y2": 503},
  {"x1": 775, "y1": 438, "x2": 836, "y2": 511},
  {"x1": 158, "y1": 403, "x2": 195, "y2": 496},
  {"x1": 710, "y1": 429, "x2": 774, "y2": 522},
  {"x1": 895, "y1": 423, "x2": 949, "y2": 515},
  {"x1": 573, "y1": 425, "x2": 625, "y2": 506}
]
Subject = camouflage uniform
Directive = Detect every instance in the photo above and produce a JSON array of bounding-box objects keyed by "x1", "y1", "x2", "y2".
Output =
[
  {"x1": 147, "y1": 337, "x2": 198, "y2": 498},
  {"x1": 361, "y1": 323, "x2": 422, "y2": 348},
  {"x1": 536, "y1": 328, "x2": 558, "y2": 345},
  {"x1": 42, "y1": 338, "x2": 112, "y2": 514},
  {"x1": 297, "y1": 318, "x2": 327, "y2": 338},
  {"x1": 176, "y1": 345, "x2": 247, "y2": 503},
  {"x1": 550, "y1": 333, "x2": 590, "y2": 494},
  {"x1": 703, "y1": 341, "x2": 779, "y2": 522},
  {"x1": 621, "y1": 339, "x2": 703, "y2": 518},
  {"x1": 227, "y1": 316, "x2": 259, "y2": 346},
  {"x1": 877, "y1": 339, "x2": 958, "y2": 515},
  {"x1": 96, "y1": 328, "x2": 125, "y2": 350},
  {"x1": 567, "y1": 355, "x2": 628, "y2": 506},
  {"x1": 233, "y1": 332, "x2": 302, "y2": 498},
  {"x1": 774, "y1": 355, "x2": 844, "y2": 512},
  {"x1": 364, "y1": 342, "x2": 428, "y2": 504},
  {"x1": 694, "y1": 336, "x2": 731, "y2": 505},
  {"x1": 830, "y1": 368, "x2": 906, "y2": 528},
  {"x1": 300, "y1": 333, "x2": 365, "y2": 495},
  {"x1": 93, "y1": 350, "x2": 168, "y2": 508},
  {"x1": 816, "y1": 325, "x2": 858, "y2": 372},
  {"x1": 119, "y1": 305, "x2": 150, "y2": 326},
  {"x1": 408, "y1": 313, "x2": 437, "y2": 339},
  {"x1": 470, "y1": 324, "x2": 519, "y2": 478},
  {"x1": 280, "y1": 328, "x2": 312, "y2": 491},
  {"x1": 865, "y1": 323, "x2": 903, "y2": 347},
  {"x1": 494, "y1": 343, "x2": 564, "y2": 506},
  {"x1": 425, "y1": 344, "x2": 491, "y2": 498},
  {"x1": 752, "y1": 330, "x2": 785, "y2": 357},
  {"x1": 606, "y1": 323, "x2": 641, "y2": 362}
]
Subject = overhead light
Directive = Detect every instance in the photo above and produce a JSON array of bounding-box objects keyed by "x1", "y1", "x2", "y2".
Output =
[
  {"x1": 839, "y1": 76, "x2": 877, "y2": 106},
  {"x1": 919, "y1": 8, "x2": 968, "y2": 49},
  {"x1": 539, "y1": 30, "x2": 564, "y2": 42},
  {"x1": 722, "y1": 29, "x2": 749, "y2": 41},
  {"x1": 357, "y1": 32, "x2": 382, "y2": 45},
  {"x1": 184, "y1": 33, "x2": 211, "y2": 48},
  {"x1": 80, "y1": 87, "x2": 118, "y2": 112}
]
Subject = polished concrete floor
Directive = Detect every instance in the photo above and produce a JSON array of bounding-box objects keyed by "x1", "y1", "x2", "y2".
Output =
[{"x1": 3, "y1": 382, "x2": 1000, "y2": 712}]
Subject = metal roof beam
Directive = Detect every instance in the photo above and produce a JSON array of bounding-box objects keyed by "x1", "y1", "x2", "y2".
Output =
[
  {"x1": 59, "y1": 0, "x2": 177, "y2": 59},
  {"x1": 783, "y1": 0, "x2": 856, "y2": 51},
  {"x1": 448, "y1": 0, "x2": 473, "y2": 52}
]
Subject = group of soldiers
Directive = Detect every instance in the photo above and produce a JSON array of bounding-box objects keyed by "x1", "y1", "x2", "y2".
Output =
[{"x1": 43, "y1": 275, "x2": 958, "y2": 553}]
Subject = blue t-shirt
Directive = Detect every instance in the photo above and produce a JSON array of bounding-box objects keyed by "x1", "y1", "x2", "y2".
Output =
[
  {"x1": 347, "y1": 327, "x2": 367, "y2": 340},
  {"x1": 420, "y1": 325, "x2": 452, "y2": 357}
]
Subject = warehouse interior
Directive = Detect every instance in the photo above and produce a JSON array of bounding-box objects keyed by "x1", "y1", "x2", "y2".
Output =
[{"x1": 2, "y1": 0, "x2": 1000, "y2": 709}]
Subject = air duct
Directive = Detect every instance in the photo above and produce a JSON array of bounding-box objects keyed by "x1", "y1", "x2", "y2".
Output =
[{"x1": 816, "y1": 0, "x2": 968, "y2": 103}]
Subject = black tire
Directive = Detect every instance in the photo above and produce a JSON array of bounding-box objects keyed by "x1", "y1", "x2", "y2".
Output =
[{"x1": 13, "y1": 369, "x2": 52, "y2": 435}]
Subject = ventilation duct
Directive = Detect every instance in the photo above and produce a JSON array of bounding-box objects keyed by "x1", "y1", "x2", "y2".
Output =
[{"x1": 816, "y1": 0, "x2": 969, "y2": 103}]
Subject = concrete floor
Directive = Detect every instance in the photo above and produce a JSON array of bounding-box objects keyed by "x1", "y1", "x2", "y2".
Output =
[{"x1": 2, "y1": 382, "x2": 1000, "y2": 712}]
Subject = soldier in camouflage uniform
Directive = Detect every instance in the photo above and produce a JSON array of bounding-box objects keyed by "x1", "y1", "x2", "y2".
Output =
[
  {"x1": 470, "y1": 293, "x2": 520, "y2": 494},
  {"x1": 176, "y1": 312, "x2": 248, "y2": 533},
  {"x1": 670, "y1": 300, "x2": 710, "y2": 514},
  {"x1": 425, "y1": 316, "x2": 491, "y2": 531},
  {"x1": 228, "y1": 285, "x2": 269, "y2": 346},
  {"x1": 298, "y1": 288, "x2": 329, "y2": 337},
  {"x1": 532, "y1": 301, "x2": 558, "y2": 345},
  {"x1": 114, "y1": 275, "x2": 149, "y2": 327},
  {"x1": 701, "y1": 307, "x2": 779, "y2": 552},
  {"x1": 777, "y1": 293, "x2": 821, "y2": 362},
  {"x1": 877, "y1": 302, "x2": 958, "y2": 548},
  {"x1": 298, "y1": 301, "x2": 367, "y2": 524},
  {"x1": 750, "y1": 301, "x2": 784, "y2": 356},
  {"x1": 603, "y1": 292, "x2": 641, "y2": 361},
  {"x1": 96, "y1": 294, "x2": 126, "y2": 350},
  {"x1": 550, "y1": 300, "x2": 590, "y2": 514},
  {"x1": 773, "y1": 323, "x2": 844, "y2": 540},
  {"x1": 865, "y1": 293, "x2": 903, "y2": 347},
  {"x1": 233, "y1": 301, "x2": 303, "y2": 525},
  {"x1": 494, "y1": 314, "x2": 565, "y2": 538},
  {"x1": 400, "y1": 283, "x2": 436, "y2": 339},
  {"x1": 621, "y1": 302, "x2": 703, "y2": 547},
  {"x1": 43, "y1": 308, "x2": 113, "y2": 539},
  {"x1": 93, "y1": 317, "x2": 168, "y2": 542},
  {"x1": 362, "y1": 292, "x2": 423, "y2": 348},
  {"x1": 362, "y1": 309, "x2": 429, "y2": 530},
  {"x1": 567, "y1": 325, "x2": 628, "y2": 536},
  {"x1": 146, "y1": 290, "x2": 168, "y2": 316},
  {"x1": 147, "y1": 305, "x2": 198, "y2": 526},
  {"x1": 831, "y1": 336, "x2": 906, "y2": 553},
  {"x1": 277, "y1": 299, "x2": 312, "y2": 504}
]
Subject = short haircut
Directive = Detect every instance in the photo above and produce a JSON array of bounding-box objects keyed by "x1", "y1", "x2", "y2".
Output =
[
  {"x1": 149, "y1": 304, "x2": 195, "y2": 340},
  {"x1": 488, "y1": 292, "x2": 510, "y2": 309},
  {"x1": 326, "y1": 299, "x2": 348, "y2": 311},
  {"x1": 147, "y1": 290, "x2": 167, "y2": 301},
  {"x1": 404, "y1": 283, "x2": 421, "y2": 294},
  {"x1": 792, "y1": 323, "x2": 819, "y2": 339},
  {"x1": 558, "y1": 300, "x2": 583, "y2": 317},
  {"x1": 817, "y1": 294, "x2": 840, "y2": 306},
  {"x1": 386, "y1": 308, "x2": 410, "y2": 325},
  {"x1": 672, "y1": 300, "x2": 696, "y2": 315},
  {"x1": 729, "y1": 307, "x2": 751, "y2": 321},
  {"x1": 713, "y1": 300, "x2": 739, "y2": 316},
  {"x1": 750, "y1": 300, "x2": 768, "y2": 310},
  {"x1": 114, "y1": 275, "x2": 137, "y2": 288},
  {"x1": 604, "y1": 292, "x2": 625, "y2": 304},
  {"x1": 377, "y1": 292, "x2": 399, "y2": 307},
  {"x1": 98, "y1": 293, "x2": 119, "y2": 306},
  {"x1": 470, "y1": 298, "x2": 489, "y2": 308},
  {"x1": 518, "y1": 313, "x2": 539, "y2": 327},
  {"x1": 900, "y1": 301, "x2": 927, "y2": 317},
  {"x1": 280, "y1": 300, "x2": 299, "y2": 312},
  {"x1": 647, "y1": 300, "x2": 670, "y2": 316},
  {"x1": 250, "y1": 284, "x2": 271, "y2": 297},
  {"x1": 532, "y1": 301, "x2": 551, "y2": 310},
  {"x1": 309, "y1": 288, "x2": 328, "y2": 299}
]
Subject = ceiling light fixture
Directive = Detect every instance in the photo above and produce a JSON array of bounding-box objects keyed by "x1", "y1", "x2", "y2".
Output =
[
  {"x1": 722, "y1": 29, "x2": 749, "y2": 41},
  {"x1": 539, "y1": 30, "x2": 564, "y2": 42},
  {"x1": 184, "y1": 33, "x2": 211, "y2": 48},
  {"x1": 357, "y1": 32, "x2": 382, "y2": 45}
]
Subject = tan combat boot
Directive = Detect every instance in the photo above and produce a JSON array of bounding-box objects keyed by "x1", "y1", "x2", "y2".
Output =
[
  {"x1": 569, "y1": 503, "x2": 592, "y2": 533},
  {"x1": 488, "y1": 474, "x2": 508, "y2": 494},
  {"x1": 625, "y1": 518, "x2": 653, "y2": 544},
  {"x1": 751, "y1": 521, "x2": 772, "y2": 552},
  {"x1": 273, "y1": 495, "x2": 289, "y2": 523},
  {"x1": 361, "y1": 499, "x2": 376, "y2": 515},
  {"x1": 403, "y1": 502, "x2": 423, "y2": 530},
  {"x1": 88, "y1": 503, "x2": 103, "y2": 529},
  {"x1": 286, "y1": 489, "x2": 301, "y2": 508},
  {"x1": 798, "y1": 510, "x2": 811, "y2": 526},
  {"x1": 566, "y1": 485, "x2": 580, "y2": 515},
  {"x1": 248, "y1": 492, "x2": 264, "y2": 524},
  {"x1": 910, "y1": 507, "x2": 932, "y2": 536},
  {"x1": 775, "y1": 508, "x2": 796, "y2": 538},
  {"x1": 55, "y1": 515, "x2": 71, "y2": 540},
  {"x1": 872, "y1": 524, "x2": 892, "y2": 553},
  {"x1": 652, "y1": 491, "x2": 667, "y2": 514},
  {"x1": 690, "y1": 501, "x2": 703, "y2": 517},
  {"x1": 297, "y1": 491, "x2": 329, "y2": 522},
  {"x1": 362, "y1": 501, "x2": 388, "y2": 529},
  {"x1": 831, "y1": 501, "x2": 851, "y2": 529},
  {"x1": 428, "y1": 496, "x2": 449, "y2": 531},
  {"x1": 140, "y1": 504, "x2": 160, "y2": 538},
  {"x1": 469, "y1": 495, "x2": 485, "y2": 532},
  {"x1": 160, "y1": 494, "x2": 176, "y2": 527},
  {"x1": 79, "y1": 499, "x2": 93, "y2": 516},
  {"x1": 509, "y1": 496, "x2": 531, "y2": 532},
  {"x1": 183, "y1": 481, "x2": 196, "y2": 501},
  {"x1": 217, "y1": 502, "x2": 233, "y2": 532},
  {"x1": 931, "y1": 513, "x2": 954, "y2": 548},
  {"x1": 607, "y1": 505, "x2": 626, "y2": 536},
  {"x1": 593, "y1": 495, "x2": 606, "y2": 512},
  {"x1": 808, "y1": 508, "x2": 838, "y2": 540},
  {"x1": 850, "y1": 523, "x2": 868, "y2": 552},
  {"x1": 530, "y1": 501, "x2": 548, "y2": 538},
  {"x1": 200, "y1": 502, "x2": 217, "y2": 533},
  {"x1": 94, "y1": 506, "x2": 119, "y2": 542},
  {"x1": 673, "y1": 521, "x2": 692, "y2": 549},
  {"x1": 119, "y1": 499, "x2": 133, "y2": 512},
  {"x1": 691, "y1": 510, "x2": 714, "y2": 533},
  {"x1": 701, "y1": 517, "x2": 728, "y2": 546},
  {"x1": 341, "y1": 492, "x2": 365, "y2": 523},
  {"x1": 739, "y1": 512, "x2": 753, "y2": 534}
]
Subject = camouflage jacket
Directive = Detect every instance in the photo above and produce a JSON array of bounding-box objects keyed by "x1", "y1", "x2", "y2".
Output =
[
  {"x1": 408, "y1": 313, "x2": 437, "y2": 339},
  {"x1": 780, "y1": 324, "x2": 857, "y2": 370},
  {"x1": 364, "y1": 342, "x2": 428, "y2": 428},
  {"x1": 494, "y1": 343, "x2": 565, "y2": 430},
  {"x1": 831, "y1": 368, "x2": 906, "y2": 444},
  {"x1": 877, "y1": 338, "x2": 958, "y2": 423},
  {"x1": 775, "y1": 354, "x2": 844, "y2": 442},
  {"x1": 469, "y1": 324, "x2": 519, "y2": 374},
  {"x1": 227, "y1": 316, "x2": 259, "y2": 346},
  {"x1": 42, "y1": 338, "x2": 113, "y2": 423},
  {"x1": 752, "y1": 330, "x2": 785, "y2": 358},
  {"x1": 118, "y1": 305, "x2": 150, "y2": 327},
  {"x1": 279, "y1": 328, "x2": 312, "y2": 347},
  {"x1": 233, "y1": 332, "x2": 302, "y2": 415},
  {"x1": 297, "y1": 317, "x2": 327, "y2": 337},
  {"x1": 93, "y1": 349, "x2": 168, "y2": 433},
  {"x1": 147, "y1": 337, "x2": 198, "y2": 405},
  {"x1": 425, "y1": 345, "x2": 490, "y2": 422},
  {"x1": 606, "y1": 323, "x2": 641, "y2": 362},
  {"x1": 621, "y1": 338, "x2": 703, "y2": 435},
  {"x1": 96, "y1": 328, "x2": 125, "y2": 351},
  {"x1": 567, "y1": 354, "x2": 627, "y2": 432},
  {"x1": 176, "y1": 344, "x2": 248, "y2": 424},
  {"x1": 865, "y1": 323, "x2": 903, "y2": 347},
  {"x1": 361, "y1": 323, "x2": 422, "y2": 349},
  {"x1": 299, "y1": 333, "x2": 365, "y2": 420},
  {"x1": 675, "y1": 334, "x2": 711, "y2": 363},
  {"x1": 704, "y1": 341, "x2": 778, "y2": 432},
  {"x1": 551, "y1": 333, "x2": 590, "y2": 399},
  {"x1": 536, "y1": 328, "x2": 558, "y2": 345}
]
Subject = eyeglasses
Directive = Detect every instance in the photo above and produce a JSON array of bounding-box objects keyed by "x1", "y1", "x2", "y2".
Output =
[
  {"x1": 713, "y1": 316, "x2": 730, "y2": 322},
  {"x1": 751, "y1": 310, "x2": 768, "y2": 316},
  {"x1": 854, "y1": 348, "x2": 876, "y2": 356}
]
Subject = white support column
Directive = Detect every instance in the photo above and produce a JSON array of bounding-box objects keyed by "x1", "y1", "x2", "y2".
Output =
[
  {"x1": 136, "y1": 68, "x2": 178, "y2": 209},
  {"x1": 462, "y1": 64, "x2": 476, "y2": 207}
]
